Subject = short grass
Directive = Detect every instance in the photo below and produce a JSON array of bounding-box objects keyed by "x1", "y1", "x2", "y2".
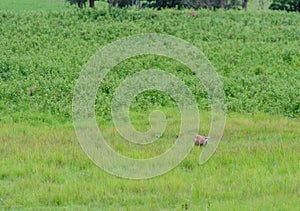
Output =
[
  {"x1": 0, "y1": 110, "x2": 299, "y2": 209},
  {"x1": 0, "y1": 0, "x2": 109, "y2": 12},
  {"x1": 247, "y1": 0, "x2": 272, "y2": 10},
  {"x1": 0, "y1": 0, "x2": 67, "y2": 12}
]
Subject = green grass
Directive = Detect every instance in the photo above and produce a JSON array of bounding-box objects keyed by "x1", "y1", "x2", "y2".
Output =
[
  {"x1": 0, "y1": 111, "x2": 299, "y2": 209},
  {"x1": 0, "y1": 0, "x2": 68, "y2": 12},
  {"x1": 247, "y1": 0, "x2": 272, "y2": 10},
  {"x1": 0, "y1": 0, "x2": 109, "y2": 12}
]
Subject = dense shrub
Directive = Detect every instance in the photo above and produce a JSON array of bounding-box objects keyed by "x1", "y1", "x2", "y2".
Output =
[{"x1": 0, "y1": 9, "x2": 299, "y2": 119}]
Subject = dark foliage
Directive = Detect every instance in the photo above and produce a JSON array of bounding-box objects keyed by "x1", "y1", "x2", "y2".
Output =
[
  {"x1": 137, "y1": 0, "x2": 241, "y2": 9},
  {"x1": 67, "y1": 0, "x2": 242, "y2": 9},
  {"x1": 66, "y1": 0, "x2": 96, "y2": 8},
  {"x1": 269, "y1": 0, "x2": 300, "y2": 12}
]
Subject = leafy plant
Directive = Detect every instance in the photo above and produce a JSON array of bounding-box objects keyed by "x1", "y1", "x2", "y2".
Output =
[{"x1": 0, "y1": 9, "x2": 299, "y2": 120}]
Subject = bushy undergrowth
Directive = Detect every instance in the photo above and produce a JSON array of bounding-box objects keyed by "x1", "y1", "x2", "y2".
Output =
[{"x1": 0, "y1": 8, "x2": 299, "y2": 120}]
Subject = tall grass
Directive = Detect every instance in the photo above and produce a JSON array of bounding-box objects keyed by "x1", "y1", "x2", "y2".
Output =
[{"x1": 0, "y1": 111, "x2": 299, "y2": 209}]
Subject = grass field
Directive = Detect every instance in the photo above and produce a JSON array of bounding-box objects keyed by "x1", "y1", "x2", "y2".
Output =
[
  {"x1": 0, "y1": 0, "x2": 110, "y2": 12},
  {"x1": 1, "y1": 111, "x2": 299, "y2": 209},
  {"x1": 0, "y1": 0, "x2": 67, "y2": 12},
  {"x1": 0, "y1": 0, "x2": 299, "y2": 210}
]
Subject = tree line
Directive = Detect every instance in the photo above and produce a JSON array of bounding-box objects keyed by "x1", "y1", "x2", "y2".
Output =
[
  {"x1": 67, "y1": 0, "x2": 247, "y2": 9},
  {"x1": 66, "y1": 0, "x2": 300, "y2": 11},
  {"x1": 68, "y1": 0, "x2": 95, "y2": 8},
  {"x1": 269, "y1": 0, "x2": 300, "y2": 11}
]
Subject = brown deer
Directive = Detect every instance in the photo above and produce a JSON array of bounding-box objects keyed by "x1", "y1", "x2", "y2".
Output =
[{"x1": 194, "y1": 135, "x2": 209, "y2": 146}]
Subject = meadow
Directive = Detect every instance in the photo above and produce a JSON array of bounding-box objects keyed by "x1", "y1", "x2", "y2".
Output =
[
  {"x1": 0, "y1": 0, "x2": 67, "y2": 12},
  {"x1": 0, "y1": 1, "x2": 300, "y2": 210},
  {"x1": 1, "y1": 113, "x2": 299, "y2": 209}
]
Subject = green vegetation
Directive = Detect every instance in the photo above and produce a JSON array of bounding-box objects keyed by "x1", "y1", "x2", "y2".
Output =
[
  {"x1": 1, "y1": 112, "x2": 299, "y2": 209},
  {"x1": 0, "y1": 1, "x2": 299, "y2": 210},
  {"x1": 0, "y1": 9, "x2": 299, "y2": 119}
]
